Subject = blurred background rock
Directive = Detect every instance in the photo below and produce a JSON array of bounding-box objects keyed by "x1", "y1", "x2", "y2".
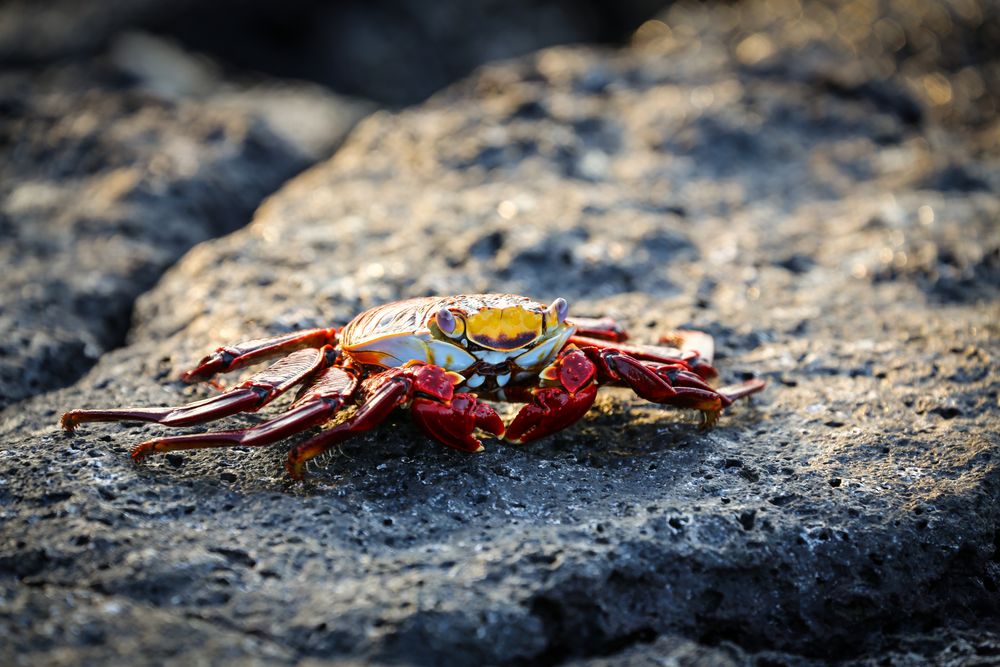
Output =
[
  {"x1": 0, "y1": 0, "x2": 665, "y2": 105},
  {"x1": 2, "y1": 0, "x2": 995, "y2": 113}
]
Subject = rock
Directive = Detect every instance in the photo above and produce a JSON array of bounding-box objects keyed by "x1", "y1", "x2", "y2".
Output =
[
  {"x1": 567, "y1": 636, "x2": 746, "y2": 667},
  {"x1": 1, "y1": 0, "x2": 998, "y2": 665},
  {"x1": 0, "y1": 0, "x2": 665, "y2": 105},
  {"x1": 0, "y1": 48, "x2": 367, "y2": 408},
  {"x1": 154, "y1": 0, "x2": 656, "y2": 105},
  {"x1": 0, "y1": 0, "x2": 195, "y2": 63}
]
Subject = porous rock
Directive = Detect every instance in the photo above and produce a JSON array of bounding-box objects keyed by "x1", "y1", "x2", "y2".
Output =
[
  {"x1": 0, "y1": 47, "x2": 366, "y2": 408},
  {"x1": 1, "y1": 1, "x2": 998, "y2": 665}
]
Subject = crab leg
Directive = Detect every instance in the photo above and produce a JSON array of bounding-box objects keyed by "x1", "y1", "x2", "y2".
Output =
[
  {"x1": 654, "y1": 365, "x2": 764, "y2": 405},
  {"x1": 660, "y1": 330, "x2": 715, "y2": 362},
  {"x1": 584, "y1": 348, "x2": 764, "y2": 427},
  {"x1": 285, "y1": 374, "x2": 410, "y2": 478},
  {"x1": 180, "y1": 327, "x2": 340, "y2": 383},
  {"x1": 569, "y1": 333, "x2": 718, "y2": 381},
  {"x1": 285, "y1": 364, "x2": 503, "y2": 479},
  {"x1": 717, "y1": 380, "x2": 767, "y2": 402},
  {"x1": 130, "y1": 365, "x2": 358, "y2": 463},
  {"x1": 569, "y1": 317, "x2": 629, "y2": 342},
  {"x1": 61, "y1": 347, "x2": 333, "y2": 432}
]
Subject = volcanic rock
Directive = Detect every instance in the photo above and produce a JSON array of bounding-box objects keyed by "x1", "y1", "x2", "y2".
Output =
[
  {"x1": 1, "y1": 1, "x2": 997, "y2": 664},
  {"x1": 0, "y1": 45, "x2": 366, "y2": 408}
]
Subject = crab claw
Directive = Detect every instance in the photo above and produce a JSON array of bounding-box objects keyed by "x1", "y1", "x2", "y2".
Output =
[
  {"x1": 506, "y1": 348, "x2": 599, "y2": 444},
  {"x1": 404, "y1": 360, "x2": 462, "y2": 401},
  {"x1": 540, "y1": 347, "x2": 596, "y2": 393},
  {"x1": 407, "y1": 363, "x2": 505, "y2": 450},
  {"x1": 411, "y1": 393, "x2": 504, "y2": 453},
  {"x1": 505, "y1": 384, "x2": 598, "y2": 444}
]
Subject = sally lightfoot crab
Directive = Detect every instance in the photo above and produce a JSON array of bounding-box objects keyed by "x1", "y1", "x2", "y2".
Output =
[{"x1": 61, "y1": 294, "x2": 764, "y2": 479}]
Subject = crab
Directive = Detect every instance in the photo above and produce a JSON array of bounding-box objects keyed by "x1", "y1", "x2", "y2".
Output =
[{"x1": 61, "y1": 294, "x2": 764, "y2": 479}]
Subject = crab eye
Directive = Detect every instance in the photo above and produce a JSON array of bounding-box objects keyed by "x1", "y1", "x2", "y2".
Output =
[
  {"x1": 549, "y1": 297, "x2": 569, "y2": 324},
  {"x1": 435, "y1": 308, "x2": 462, "y2": 338}
]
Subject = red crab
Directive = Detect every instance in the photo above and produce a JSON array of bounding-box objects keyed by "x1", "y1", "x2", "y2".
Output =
[{"x1": 61, "y1": 294, "x2": 764, "y2": 479}]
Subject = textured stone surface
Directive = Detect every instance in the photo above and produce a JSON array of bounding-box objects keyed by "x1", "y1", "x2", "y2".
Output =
[
  {"x1": 0, "y1": 48, "x2": 366, "y2": 408},
  {"x1": 1, "y1": 0, "x2": 998, "y2": 665}
]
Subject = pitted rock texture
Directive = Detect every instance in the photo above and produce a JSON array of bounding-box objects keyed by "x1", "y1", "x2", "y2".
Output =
[
  {"x1": 1, "y1": 0, "x2": 998, "y2": 665},
  {"x1": 0, "y1": 55, "x2": 365, "y2": 408}
]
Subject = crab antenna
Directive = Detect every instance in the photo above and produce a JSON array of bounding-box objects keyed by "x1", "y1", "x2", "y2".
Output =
[
  {"x1": 436, "y1": 308, "x2": 460, "y2": 336},
  {"x1": 549, "y1": 297, "x2": 569, "y2": 323}
]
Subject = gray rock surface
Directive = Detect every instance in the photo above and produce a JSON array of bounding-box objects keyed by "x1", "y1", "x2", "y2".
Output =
[
  {"x1": 1, "y1": 0, "x2": 998, "y2": 665},
  {"x1": 0, "y1": 46, "x2": 366, "y2": 408}
]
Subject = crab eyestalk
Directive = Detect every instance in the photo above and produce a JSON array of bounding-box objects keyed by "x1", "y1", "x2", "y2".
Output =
[
  {"x1": 435, "y1": 307, "x2": 464, "y2": 339},
  {"x1": 547, "y1": 297, "x2": 569, "y2": 331}
]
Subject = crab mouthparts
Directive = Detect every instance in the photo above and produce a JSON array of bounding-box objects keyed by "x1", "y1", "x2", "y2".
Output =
[{"x1": 470, "y1": 360, "x2": 512, "y2": 376}]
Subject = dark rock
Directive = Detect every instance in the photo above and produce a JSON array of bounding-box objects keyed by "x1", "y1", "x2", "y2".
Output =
[
  {"x1": 774, "y1": 254, "x2": 816, "y2": 275},
  {"x1": 1, "y1": 0, "x2": 998, "y2": 666},
  {"x1": 0, "y1": 47, "x2": 366, "y2": 408},
  {"x1": 819, "y1": 77, "x2": 924, "y2": 127},
  {"x1": 924, "y1": 163, "x2": 991, "y2": 193},
  {"x1": 0, "y1": 0, "x2": 667, "y2": 106},
  {"x1": 0, "y1": 0, "x2": 197, "y2": 63}
]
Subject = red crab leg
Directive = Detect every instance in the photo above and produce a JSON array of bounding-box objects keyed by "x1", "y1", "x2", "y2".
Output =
[
  {"x1": 505, "y1": 348, "x2": 600, "y2": 444},
  {"x1": 644, "y1": 363, "x2": 716, "y2": 393},
  {"x1": 568, "y1": 333, "x2": 718, "y2": 381},
  {"x1": 285, "y1": 364, "x2": 503, "y2": 479},
  {"x1": 718, "y1": 380, "x2": 767, "y2": 402},
  {"x1": 61, "y1": 347, "x2": 333, "y2": 432},
  {"x1": 654, "y1": 330, "x2": 715, "y2": 363},
  {"x1": 584, "y1": 348, "x2": 764, "y2": 427},
  {"x1": 653, "y1": 365, "x2": 764, "y2": 406},
  {"x1": 130, "y1": 365, "x2": 358, "y2": 463},
  {"x1": 285, "y1": 373, "x2": 411, "y2": 479},
  {"x1": 569, "y1": 316, "x2": 629, "y2": 342},
  {"x1": 180, "y1": 327, "x2": 340, "y2": 383}
]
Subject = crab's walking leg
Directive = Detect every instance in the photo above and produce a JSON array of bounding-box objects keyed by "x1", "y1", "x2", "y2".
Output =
[
  {"x1": 130, "y1": 365, "x2": 358, "y2": 463},
  {"x1": 569, "y1": 333, "x2": 718, "y2": 381},
  {"x1": 505, "y1": 348, "x2": 599, "y2": 444},
  {"x1": 180, "y1": 327, "x2": 340, "y2": 383},
  {"x1": 659, "y1": 329, "x2": 715, "y2": 364},
  {"x1": 569, "y1": 317, "x2": 629, "y2": 342},
  {"x1": 717, "y1": 380, "x2": 767, "y2": 402},
  {"x1": 585, "y1": 348, "x2": 763, "y2": 427},
  {"x1": 659, "y1": 330, "x2": 717, "y2": 378},
  {"x1": 285, "y1": 364, "x2": 503, "y2": 479},
  {"x1": 61, "y1": 347, "x2": 334, "y2": 432}
]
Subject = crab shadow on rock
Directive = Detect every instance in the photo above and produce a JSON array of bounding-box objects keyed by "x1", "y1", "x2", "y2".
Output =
[{"x1": 119, "y1": 389, "x2": 763, "y2": 497}]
